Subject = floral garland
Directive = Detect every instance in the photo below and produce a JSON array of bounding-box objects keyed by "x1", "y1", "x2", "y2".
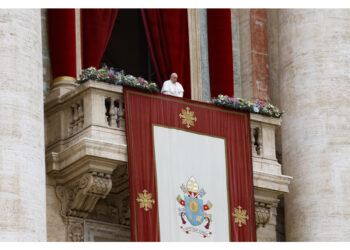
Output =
[
  {"x1": 76, "y1": 67, "x2": 160, "y2": 93},
  {"x1": 212, "y1": 95, "x2": 283, "y2": 118}
]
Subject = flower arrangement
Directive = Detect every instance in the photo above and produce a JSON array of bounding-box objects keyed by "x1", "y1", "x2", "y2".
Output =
[
  {"x1": 212, "y1": 94, "x2": 283, "y2": 118},
  {"x1": 76, "y1": 67, "x2": 160, "y2": 93}
]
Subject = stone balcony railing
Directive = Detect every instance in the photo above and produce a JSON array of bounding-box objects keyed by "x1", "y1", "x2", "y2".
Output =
[{"x1": 44, "y1": 79, "x2": 291, "y2": 242}]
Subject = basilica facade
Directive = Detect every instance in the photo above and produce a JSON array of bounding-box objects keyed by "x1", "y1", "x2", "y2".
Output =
[{"x1": 0, "y1": 8, "x2": 349, "y2": 242}]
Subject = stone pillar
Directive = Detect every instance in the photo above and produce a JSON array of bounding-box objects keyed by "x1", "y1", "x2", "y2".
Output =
[
  {"x1": 239, "y1": 9, "x2": 270, "y2": 102},
  {"x1": 199, "y1": 9, "x2": 211, "y2": 102},
  {"x1": 238, "y1": 9, "x2": 254, "y2": 100},
  {"x1": 250, "y1": 9, "x2": 270, "y2": 102},
  {"x1": 41, "y1": 9, "x2": 53, "y2": 93},
  {"x1": 75, "y1": 8, "x2": 82, "y2": 78},
  {"x1": 279, "y1": 9, "x2": 350, "y2": 241},
  {"x1": 188, "y1": 9, "x2": 202, "y2": 101},
  {"x1": 187, "y1": 9, "x2": 211, "y2": 102},
  {"x1": 0, "y1": 9, "x2": 46, "y2": 241},
  {"x1": 231, "y1": 9, "x2": 242, "y2": 98}
]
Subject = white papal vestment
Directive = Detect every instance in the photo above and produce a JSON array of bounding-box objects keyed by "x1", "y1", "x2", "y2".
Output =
[{"x1": 161, "y1": 80, "x2": 184, "y2": 97}]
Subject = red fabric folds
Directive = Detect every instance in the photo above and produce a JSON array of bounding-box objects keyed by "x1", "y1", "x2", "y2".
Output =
[
  {"x1": 124, "y1": 88, "x2": 256, "y2": 242},
  {"x1": 81, "y1": 9, "x2": 118, "y2": 69},
  {"x1": 207, "y1": 9, "x2": 234, "y2": 97},
  {"x1": 141, "y1": 9, "x2": 191, "y2": 99},
  {"x1": 47, "y1": 9, "x2": 76, "y2": 79}
]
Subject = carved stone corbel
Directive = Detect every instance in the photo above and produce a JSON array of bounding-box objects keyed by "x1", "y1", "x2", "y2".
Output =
[
  {"x1": 254, "y1": 201, "x2": 272, "y2": 228},
  {"x1": 56, "y1": 171, "x2": 112, "y2": 219}
]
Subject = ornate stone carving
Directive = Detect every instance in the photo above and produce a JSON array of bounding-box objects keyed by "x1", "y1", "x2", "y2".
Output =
[
  {"x1": 56, "y1": 171, "x2": 112, "y2": 218},
  {"x1": 255, "y1": 201, "x2": 271, "y2": 228},
  {"x1": 87, "y1": 165, "x2": 130, "y2": 226},
  {"x1": 68, "y1": 221, "x2": 84, "y2": 242},
  {"x1": 119, "y1": 196, "x2": 130, "y2": 226}
]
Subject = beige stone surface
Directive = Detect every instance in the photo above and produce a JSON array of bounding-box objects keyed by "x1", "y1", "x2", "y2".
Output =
[
  {"x1": 279, "y1": 9, "x2": 350, "y2": 241},
  {"x1": 238, "y1": 9, "x2": 254, "y2": 100},
  {"x1": 46, "y1": 176, "x2": 66, "y2": 241},
  {"x1": 41, "y1": 9, "x2": 52, "y2": 93},
  {"x1": 266, "y1": 9, "x2": 282, "y2": 161},
  {"x1": 0, "y1": 9, "x2": 46, "y2": 241},
  {"x1": 188, "y1": 9, "x2": 203, "y2": 101},
  {"x1": 231, "y1": 9, "x2": 242, "y2": 98},
  {"x1": 250, "y1": 114, "x2": 291, "y2": 241}
]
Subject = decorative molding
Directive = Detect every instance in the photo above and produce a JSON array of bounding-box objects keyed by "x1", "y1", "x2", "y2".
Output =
[
  {"x1": 68, "y1": 220, "x2": 84, "y2": 242},
  {"x1": 56, "y1": 171, "x2": 112, "y2": 218},
  {"x1": 84, "y1": 219, "x2": 131, "y2": 242},
  {"x1": 87, "y1": 164, "x2": 130, "y2": 226},
  {"x1": 119, "y1": 196, "x2": 131, "y2": 226},
  {"x1": 255, "y1": 201, "x2": 272, "y2": 228}
]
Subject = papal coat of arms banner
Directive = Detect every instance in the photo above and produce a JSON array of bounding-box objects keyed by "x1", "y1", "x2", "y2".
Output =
[{"x1": 124, "y1": 88, "x2": 256, "y2": 241}]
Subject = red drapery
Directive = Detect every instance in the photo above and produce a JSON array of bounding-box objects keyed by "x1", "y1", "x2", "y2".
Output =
[
  {"x1": 124, "y1": 88, "x2": 256, "y2": 241},
  {"x1": 81, "y1": 9, "x2": 118, "y2": 69},
  {"x1": 47, "y1": 9, "x2": 76, "y2": 79},
  {"x1": 141, "y1": 9, "x2": 191, "y2": 99},
  {"x1": 207, "y1": 9, "x2": 234, "y2": 97}
]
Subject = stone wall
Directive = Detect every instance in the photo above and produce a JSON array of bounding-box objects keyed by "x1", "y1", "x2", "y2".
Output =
[
  {"x1": 0, "y1": 9, "x2": 46, "y2": 241},
  {"x1": 279, "y1": 9, "x2": 350, "y2": 241}
]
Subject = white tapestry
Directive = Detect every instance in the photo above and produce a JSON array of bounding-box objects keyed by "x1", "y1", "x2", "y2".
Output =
[{"x1": 153, "y1": 125, "x2": 230, "y2": 242}]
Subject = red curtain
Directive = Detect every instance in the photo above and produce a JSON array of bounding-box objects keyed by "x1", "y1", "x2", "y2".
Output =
[
  {"x1": 141, "y1": 9, "x2": 191, "y2": 99},
  {"x1": 47, "y1": 9, "x2": 76, "y2": 79},
  {"x1": 207, "y1": 9, "x2": 234, "y2": 97},
  {"x1": 81, "y1": 9, "x2": 118, "y2": 69},
  {"x1": 124, "y1": 88, "x2": 256, "y2": 241}
]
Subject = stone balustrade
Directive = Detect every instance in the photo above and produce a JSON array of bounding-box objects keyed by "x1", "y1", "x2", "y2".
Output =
[
  {"x1": 44, "y1": 79, "x2": 291, "y2": 242},
  {"x1": 250, "y1": 113, "x2": 292, "y2": 241}
]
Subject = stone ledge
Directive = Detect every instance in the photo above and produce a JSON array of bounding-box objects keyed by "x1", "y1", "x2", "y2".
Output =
[
  {"x1": 250, "y1": 113, "x2": 282, "y2": 126},
  {"x1": 45, "y1": 80, "x2": 123, "y2": 111},
  {"x1": 46, "y1": 137, "x2": 127, "y2": 180},
  {"x1": 253, "y1": 170, "x2": 292, "y2": 194}
]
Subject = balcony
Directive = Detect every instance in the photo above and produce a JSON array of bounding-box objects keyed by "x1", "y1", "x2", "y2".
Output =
[{"x1": 44, "y1": 79, "x2": 291, "y2": 242}]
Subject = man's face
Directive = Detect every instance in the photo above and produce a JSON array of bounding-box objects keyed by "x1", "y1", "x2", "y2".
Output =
[{"x1": 170, "y1": 75, "x2": 177, "y2": 83}]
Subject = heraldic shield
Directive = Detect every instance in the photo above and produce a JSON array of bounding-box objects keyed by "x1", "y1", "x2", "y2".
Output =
[{"x1": 185, "y1": 196, "x2": 205, "y2": 226}]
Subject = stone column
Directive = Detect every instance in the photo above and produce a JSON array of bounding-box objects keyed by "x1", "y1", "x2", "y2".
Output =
[
  {"x1": 75, "y1": 8, "x2": 82, "y2": 79},
  {"x1": 250, "y1": 9, "x2": 270, "y2": 102},
  {"x1": 0, "y1": 9, "x2": 46, "y2": 241},
  {"x1": 239, "y1": 9, "x2": 270, "y2": 102},
  {"x1": 231, "y1": 9, "x2": 242, "y2": 98},
  {"x1": 238, "y1": 9, "x2": 254, "y2": 100},
  {"x1": 279, "y1": 9, "x2": 350, "y2": 241},
  {"x1": 187, "y1": 9, "x2": 211, "y2": 102}
]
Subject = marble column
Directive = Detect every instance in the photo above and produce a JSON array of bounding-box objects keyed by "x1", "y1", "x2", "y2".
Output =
[
  {"x1": 238, "y1": 9, "x2": 270, "y2": 102},
  {"x1": 187, "y1": 9, "x2": 211, "y2": 102},
  {"x1": 238, "y1": 9, "x2": 254, "y2": 100},
  {"x1": 231, "y1": 9, "x2": 242, "y2": 98},
  {"x1": 0, "y1": 9, "x2": 46, "y2": 241},
  {"x1": 250, "y1": 9, "x2": 270, "y2": 102},
  {"x1": 279, "y1": 9, "x2": 350, "y2": 241}
]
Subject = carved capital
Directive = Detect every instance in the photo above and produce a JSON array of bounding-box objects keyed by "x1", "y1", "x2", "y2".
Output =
[
  {"x1": 255, "y1": 201, "x2": 272, "y2": 228},
  {"x1": 56, "y1": 171, "x2": 112, "y2": 218}
]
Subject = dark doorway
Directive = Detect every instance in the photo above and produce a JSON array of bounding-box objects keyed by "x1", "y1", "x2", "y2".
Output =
[{"x1": 101, "y1": 9, "x2": 156, "y2": 82}]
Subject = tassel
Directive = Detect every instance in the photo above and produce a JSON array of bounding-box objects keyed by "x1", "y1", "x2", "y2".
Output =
[
  {"x1": 205, "y1": 217, "x2": 210, "y2": 229},
  {"x1": 181, "y1": 212, "x2": 186, "y2": 224}
]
